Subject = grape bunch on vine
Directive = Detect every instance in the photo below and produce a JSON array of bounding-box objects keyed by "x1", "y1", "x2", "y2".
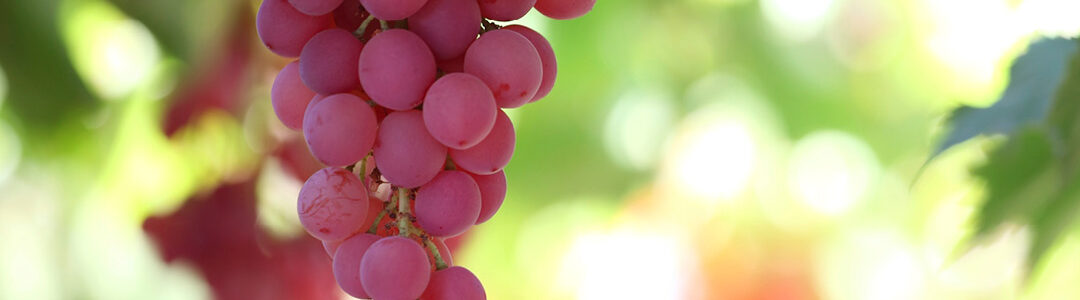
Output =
[{"x1": 256, "y1": 0, "x2": 595, "y2": 298}]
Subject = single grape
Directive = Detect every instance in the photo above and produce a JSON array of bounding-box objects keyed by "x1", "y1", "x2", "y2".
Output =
[
  {"x1": 333, "y1": 233, "x2": 381, "y2": 299},
  {"x1": 271, "y1": 61, "x2": 316, "y2": 130},
  {"x1": 256, "y1": 0, "x2": 333, "y2": 57},
  {"x1": 373, "y1": 111, "x2": 447, "y2": 188},
  {"x1": 415, "y1": 171, "x2": 482, "y2": 237},
  {"x1": 322, "y1": 239, "x2": 343, "y2": 257},
  {"x1": 449, "y1": 110, "x2": 515, "y2": 175},
  {"x1": 360, "y1": 237, "x2": 432, "y2": 300},
  {"x1": 408, "y1": 0, "x2": 482, "y2": 61},
  {"x1": 534, "y1": 0, "x2": 595, "y2": 20},
  {"x1": 478, "y1": 0, "x2": 536, "y2": 21},
  {"x1": 359, "y1": 0, "x2": 428, "y2": 20},
  {"x1": 358, "y1": 29, "x2": 436, "y2": 111},
  {"x1": 420, "y1": 266, "x2": 486, "y2": 300},
  {"x1": 302, "y1": 93, "x2": 377, "y2": 167},
  {"x1": 300, "y1": 28, "x2": 364, "y2": 95},
  {"x1": 503, "y1": 25, "x2": 557, "y2": 102},
  {"x1": 289, "y1": 0, "x2": 344, "y2": 16},
  {"x1": 464, "y1": 29, "x2": 542, "y2": 108},
  {"x1": 423, "y1": 73, "x2": 497, "y2": 150},
  {"x1": 469, "y1": 170, "x2": 506, "y2": 224},
  {"x1": 297, "y1": 167, "x2": 370, "y2": 241}
]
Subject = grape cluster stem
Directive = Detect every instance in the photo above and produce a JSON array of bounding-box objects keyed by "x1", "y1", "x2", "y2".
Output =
[{"x1": 378, "y1": 186, "x2": 448, "y2": 270}]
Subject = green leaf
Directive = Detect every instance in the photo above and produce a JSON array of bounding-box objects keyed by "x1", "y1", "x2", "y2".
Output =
[
  {"x1": 934, "y1": 38, "x2": 1078, "y2": 158},
  {"x1": 973, "y1": 128, "x2": 1059, "y2": 238}
]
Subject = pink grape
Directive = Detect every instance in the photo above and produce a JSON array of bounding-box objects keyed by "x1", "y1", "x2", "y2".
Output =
[
  {"x1": 271, "y1": 61, "x2": 316, "y2": 130},
  {"x1": 478, "y1": 0, "x2": 536, "y2": 21},
  {"x1": 300, "y1": 28, "x2": 364, "y2": 95},
  {"x1": 302, "y1": 93, "x2": 377, "y2": 167},
  {"x1": 333, "y1": 233, "x2": 381, "y2": 299},
  {"x1": 534, "y1": 0, "x2": 595, "y2": 20},
  {"x1": 297, "y1": 167, "x2": 370, "y2": 241},
  {"x1": 464, "y1": 29, "x2": 542, "y2": 108},
  {"x1": 449, "y1": 110, "x2": 515, "y2": 175},
  {"x1": 322, "y1": 239, "x2": 343, "y2": 257},
  {"x1": 504, "y1": 25, "x2": 557, "y2": 102},
  {"x1": 415, "y1": 171, "x2": 482, "y2": 237},
  {"x1": 289, "y1": 0, "x2": 344, "y2": 16},
  {"x1": 360, "y1": 237, "x2": 432, "y2": 300},
  {"x1": 256, "y1": 0, "x2": 333, "y2": 57},
  {"x1": 373, "y1": 111, "x2": 447, "y2": 188},
  {"x1": 423, "y1": 73, "x2": 497, "y2": 150},
  {"x1": 408, "y1": 0, "x2": 482, "y2": 61},
  {"x1": 420, "y1": 266, "x2": 486, "y2": 300},
  {"x1": 469, "y1": 171, "x2": 506, "y2": 224},
  {"x1": 359, "y1": 0, "x2": 428, "y2": 20},
  {"x1": 358, "y1": 29, "x2": 436, "y2": 111}
]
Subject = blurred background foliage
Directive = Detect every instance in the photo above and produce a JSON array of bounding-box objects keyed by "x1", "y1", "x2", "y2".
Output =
[{"x1": 2, "y1": 0, "x2": 1080, "y2": 299}]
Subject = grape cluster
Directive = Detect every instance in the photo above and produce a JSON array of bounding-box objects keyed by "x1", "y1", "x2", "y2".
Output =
[{"x1": 257, "y1": 0, "x2": 594, "y2": 299}]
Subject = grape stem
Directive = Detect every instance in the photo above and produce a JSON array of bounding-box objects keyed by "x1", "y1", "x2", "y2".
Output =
[
  {"x1": 354, "y1": 14, "x2": 377, "y2": 38},
  {"x1": 396, "y1": 187, "x2": 410, "y2": 236},
  {"x1": 481, "y1": 19, "x2": 502, "y2": 33},
  {"x1": 424, "y1": 238, "x2": 450, "y2": 270},
  {"x1": 366, "y1": 192, "x2": 396, "y2": 234}
]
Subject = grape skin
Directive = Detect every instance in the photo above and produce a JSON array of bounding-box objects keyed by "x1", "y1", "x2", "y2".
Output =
[
  {"x1": 256, "y1": 0, "x2": 333, "y2": 57},
  {"x1": 302, "y1": 93, "x2": 377, "y2": 167},
  {"x1": 449, "y1": 110, "x2": 516, "y2": 175},
  {"x1": 408, "y1": 0, "x2": 483, "y2": 61},
  {"x1": 470, "y1": 170, "x2": 507, "y2": 224},
  {"x1": 300, "y1": 28, "x2": 364, "y2": 95},
  {"x1": 504, "y1": 25, "x2": 557, "y2": 102},
  {"x1": 464, "y1": 29, "x2": 543, "y2": 108},
  {"x1": 534, "y1": 0, "x2": 595, "y2": 20},
  {"x1": 297, "y1": 167, "x2": 370, "y2": 242},
  {"x1": 478, "y1": 0, "x2": 536, "y2": 21},
  {"x1": 420, "y1": 266, "x2": 487, "y2": 300},
  {"x1": 271, "y1": 61, "x2": 316, "y2": 130},
  {"x1": 359, "y1": 0, "x2": 429, "y2": 20},
  {"x1": 360, "y1": 237, "x2": 432, "y2": 300},
  {"x1": 415, "y1": 171, "x2": 482, "y2": 237},
  {"x1": 288, "y1": 0, "x2": 344, "y2": 16},
  {"x1": 333, "y1": 233, "x2": 381, "y2": 299},
  {"x1": 373, "y1": 111, "x2": 448, "y2": 188},
  {"x1": 358, "y1": 29, "x2": 437, "y2": 111},
  {"x1": 423, "y1": 73, "x2": 498, "y2": 150}
]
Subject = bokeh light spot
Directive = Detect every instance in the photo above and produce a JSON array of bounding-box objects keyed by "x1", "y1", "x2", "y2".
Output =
[{"x1": 787, "y1": 130, "x2": 878, "y2": 216}]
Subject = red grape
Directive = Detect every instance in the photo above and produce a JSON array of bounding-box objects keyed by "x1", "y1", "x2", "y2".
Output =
[
  {"x1": 257, "y1": 0, "x2": 333, "y2": 57},
  {"x1": 504, "y1": 24, "x2": 557, "y2": 102},
  {"x1": 297, "y1": 167, "x2": 370, "y2": 241},
  {"x1": 300, "y1": 28, "x2": 364, "y2": 95},
  {"x1": 469, "y1": 170, "x2": 506, "y2": 224},
  {"x1": 358, "y1": 29, "x2": 436, "y2": 111},
  {"x1": 449, "y1": 110, "x2": 515, "y2": 175},
  {"x1": 420, "y1": 266, "x2": 486, "y2": 300},
  {"x1": 415, "y1": 171, "x2": 482, "y2": 237},
  {"x1": 360, "y1": 237, "x2": 432, "y2": 300},
  {"x1": 423, "y1": 73, "x2": 498, "y2": 150},
  {"x1": 373, "y1": 111, "x2": 448, "y2": 188},
  {"x1": 289, "y1": 0, "x2": 344, "y2": 16},
  {"x1": 302, "y1": 93, "x2": 377, "y2": 167},
  {"x1": 534, "y1": 0, "x2": 595, "y2": 20},
  {"x1": 359, "y1": 0, "x2": 429, "y2": 20},
  {"x1": 479, "y1": 0, "x2": 536, "y2": 21},
  {"x1": 271, "y1": 61, "x2": 316, "y2": 130},
  {"x1": 408, "y1": 0, "x2": 482, "y2": 61},
  {"x1": 333, "y1": 233, "x2": 381, "y2": 298},
  {"x1": 464, "y1": 29, "x2": 542, "y2": 108}
]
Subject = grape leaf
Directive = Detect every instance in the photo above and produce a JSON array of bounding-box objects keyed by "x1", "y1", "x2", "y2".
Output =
[{"x1": 934, "y1": 38, "x2": 1078, "y2": 158}]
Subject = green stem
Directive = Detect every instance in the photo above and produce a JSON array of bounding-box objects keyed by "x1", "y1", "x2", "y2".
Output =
[
  {"x1": 396, "y1": 188, "x2": 410, "y2": 237},
  {"x1": 354, "y1": 14, "x2": 377, "y2": 37},
  {"x1": 423, "y1": 238, "x2": 449, "y2": 270},
  {"x1": 366, "y1": 194, "x2": 395, "y2": 234}
]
